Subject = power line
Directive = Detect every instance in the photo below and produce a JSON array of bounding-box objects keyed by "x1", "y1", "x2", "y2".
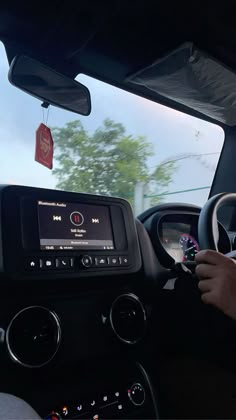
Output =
[
  {"x1": 148, "y1": 152, "x2": 221, "y2": 170},
  {"x1": 144, "y1": 185, "x2": 211, "y2": 198}
]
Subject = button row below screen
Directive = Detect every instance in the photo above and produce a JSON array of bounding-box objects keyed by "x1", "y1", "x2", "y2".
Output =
[
  {"x1": 94, "y1": 256, "x2": 129, "y2": 267},
  {"x1": 25, "y1": 257, "x2": 74, "y2": 271},
  {"x1": 25, "y1": 255, "x2": 129, "y2": 271}
]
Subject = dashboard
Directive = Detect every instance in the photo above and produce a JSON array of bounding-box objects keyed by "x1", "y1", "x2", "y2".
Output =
[
  {"x1": 0, "y1": 185, "x2": 157, "y2": 420},
  {"x1": 0, "y1": 186, "x2": 234, "y2": 420},
  {"x1": 0, "y1": 185, "x2": 230, "y2": 282}
]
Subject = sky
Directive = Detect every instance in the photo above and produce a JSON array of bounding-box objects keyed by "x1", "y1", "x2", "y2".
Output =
[{"x1": 0, "y1": 42, "x2": 224, "y2": 212}]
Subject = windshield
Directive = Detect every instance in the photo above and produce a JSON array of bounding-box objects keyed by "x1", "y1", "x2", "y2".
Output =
[{"x1": 0, "y1": 43, "x2": 224, "y2": 215}]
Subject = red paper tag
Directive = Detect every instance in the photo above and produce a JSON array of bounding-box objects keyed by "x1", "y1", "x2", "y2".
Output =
[{"x1": 35, "y1": 123, "x2": 54, "y2": 169}]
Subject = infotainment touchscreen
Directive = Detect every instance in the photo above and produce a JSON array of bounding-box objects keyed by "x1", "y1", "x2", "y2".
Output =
[{"x1": 37, "y1": 200, "x2": 114, "y2": 250}]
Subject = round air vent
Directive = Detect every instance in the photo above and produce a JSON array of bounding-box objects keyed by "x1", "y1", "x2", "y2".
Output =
[
  {"x1": 6, "y1": 306, "x2": 61, "y2": 368},
  {"x1": 110, "y1": 294, "x2": 146, "y2": 344}
]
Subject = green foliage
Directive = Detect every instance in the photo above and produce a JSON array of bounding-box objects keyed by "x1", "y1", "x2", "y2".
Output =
[{"x1": 52, "y1": 119, "x2": 175, "y2": 205}]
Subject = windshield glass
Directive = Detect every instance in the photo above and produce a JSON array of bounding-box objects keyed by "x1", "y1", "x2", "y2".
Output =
[{"x1": 0, "y1": 43, "x2": 224, "y2": 215}]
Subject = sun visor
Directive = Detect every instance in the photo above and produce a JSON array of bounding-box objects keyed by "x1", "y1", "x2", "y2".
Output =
[{"x1": 127, "y1": 42, "x2": 236, "y2": 125}]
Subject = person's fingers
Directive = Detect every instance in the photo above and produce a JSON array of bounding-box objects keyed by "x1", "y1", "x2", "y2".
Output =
[
  {"x1": 201, "y1": 291, "x2": 218, "y2": 305},
  {"x1": 196, "y1": 263, "x2": 217, "y2": 279},
  {"x1": 195, "y1": 249, "x2": 226, "y2": 265},
  {"x1": 198, "y1": 279, "x2": 215, "y2": 292}
]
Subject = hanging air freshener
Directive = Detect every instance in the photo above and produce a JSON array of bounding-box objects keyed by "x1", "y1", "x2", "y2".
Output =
[{"x1": 35, "y1": 103, "x2": 54, "y2": 169}]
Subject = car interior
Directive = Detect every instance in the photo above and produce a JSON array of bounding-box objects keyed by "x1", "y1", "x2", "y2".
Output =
[{"x1": 2, "y1": 2, "x2": 236, "y2": 420}]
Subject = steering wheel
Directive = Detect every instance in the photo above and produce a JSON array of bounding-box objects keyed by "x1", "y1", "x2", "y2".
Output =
[{"x1": 198, "y1": 192, "x2": 236, "y2": 257}]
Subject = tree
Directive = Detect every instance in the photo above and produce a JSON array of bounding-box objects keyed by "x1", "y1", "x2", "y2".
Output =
[{"x1": 52, "y1": 119, "x2": 175, "y2": 205}]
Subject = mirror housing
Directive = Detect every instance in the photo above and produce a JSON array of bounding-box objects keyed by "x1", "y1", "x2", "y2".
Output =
[{"x1": 8, "y1": 55, "x2": 91, "y2": 116}]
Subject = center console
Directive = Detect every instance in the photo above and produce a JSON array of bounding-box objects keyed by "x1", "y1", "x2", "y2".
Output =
[
  {"x1": 0, "y1": 185, "x2": 141, "y2": 280},
  {"x1": 39, "y1": 361, "x2": 158, "y2": 420},
  {"x1": 0, "y1": 186, "x2": 158, "y2": 419}
]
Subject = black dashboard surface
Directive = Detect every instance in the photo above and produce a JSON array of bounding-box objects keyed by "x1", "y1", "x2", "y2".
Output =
[
  {"x1": 0, "y1": 189, "x2": 236, "y2": 419},
  {"x1": 0, "y1": 185, "x2": 159, "y2": 420}
]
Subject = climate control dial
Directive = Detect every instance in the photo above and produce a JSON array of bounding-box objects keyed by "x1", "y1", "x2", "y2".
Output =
[
  {"x1": 128, "y1": 383, "x2": 145, "y2": 406},
  {"x1": 46, "y1": 411, "x2": 61, "y2": 420}
]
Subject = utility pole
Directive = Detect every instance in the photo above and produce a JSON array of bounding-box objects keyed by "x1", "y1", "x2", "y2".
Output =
[
  {"x1": 134, "y1": 182, "x2": 145, "y2": 216},
  {"x1": 134, "y1": 182, "x2": 150, "y2": 215}
]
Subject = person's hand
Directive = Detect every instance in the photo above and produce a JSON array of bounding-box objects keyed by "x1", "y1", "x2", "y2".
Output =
[{"x1": 195, "y1": 250, "x2": 236, "y2": 320}]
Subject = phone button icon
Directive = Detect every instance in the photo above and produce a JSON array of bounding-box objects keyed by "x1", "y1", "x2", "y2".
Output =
[{"x1": 56, "y1": 257, "x2": 73, "y2": 270}]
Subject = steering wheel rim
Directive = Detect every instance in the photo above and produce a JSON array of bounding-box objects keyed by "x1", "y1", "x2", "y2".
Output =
[{"x1": 198, "y1": 192, "x2": 236, "y2": 251}]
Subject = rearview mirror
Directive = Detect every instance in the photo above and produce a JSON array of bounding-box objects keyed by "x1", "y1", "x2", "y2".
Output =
[{"x1": 8, "y1": 55, "x2": 91, "y2": 116}]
